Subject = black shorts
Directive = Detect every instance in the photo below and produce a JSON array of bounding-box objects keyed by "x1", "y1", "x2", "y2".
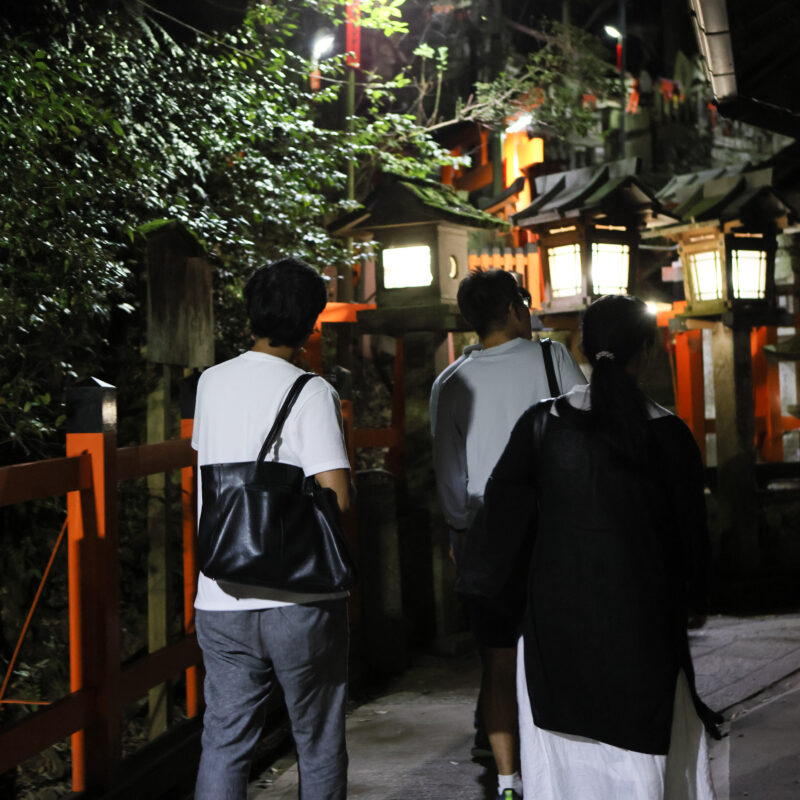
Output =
[
  {"x1": 451, "y1": 526, "x2": 524, "y2": 648},
  {"x1": 461, "y1": 591, "x2": 520, "y2": 649}
]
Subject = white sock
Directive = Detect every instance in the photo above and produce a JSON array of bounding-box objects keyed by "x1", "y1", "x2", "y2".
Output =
[{"x1": 497, "y1": 771, "x2": 522, "y2": 795}]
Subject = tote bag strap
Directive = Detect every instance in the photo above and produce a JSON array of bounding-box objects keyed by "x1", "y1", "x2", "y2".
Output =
[
  {"x1": 256, "y1": 373, "x2": 316, "y2": 464},
  {"x1": 532, "y1": 397, "x2": 554, "y2": 450},
  {"x1": 540, "y1": 338, "x2": 560, "y2": 397}
]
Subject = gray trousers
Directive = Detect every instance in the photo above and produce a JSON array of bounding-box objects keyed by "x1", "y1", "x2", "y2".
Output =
[{"x1": 194, "y1": 601, "x2": 349, "y2": 800}]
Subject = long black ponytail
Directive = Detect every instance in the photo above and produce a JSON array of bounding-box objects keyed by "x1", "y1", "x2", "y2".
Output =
[{"x1": 581, "y1": 295, "x2": 657, "y2": 467}]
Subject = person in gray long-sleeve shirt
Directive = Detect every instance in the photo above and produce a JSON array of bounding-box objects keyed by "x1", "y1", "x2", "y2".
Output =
[
  {"x1": 431, "y1": 269, "x2": 586, "y2": 800},
  {"x1": 434, "y1": 336, "x2": 586, "y2": 530}
]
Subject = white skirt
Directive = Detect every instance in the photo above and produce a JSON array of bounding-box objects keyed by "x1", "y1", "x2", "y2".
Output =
[{"x1": 517, "y1": 638, "x2": 717, "y2": 800}]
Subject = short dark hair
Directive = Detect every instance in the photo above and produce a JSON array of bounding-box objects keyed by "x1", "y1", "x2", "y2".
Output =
[
  {"x1": 244, "y1": 258, "x2": 327, "y2": 347},
  {"x1": 456, "y1": 269, "x2": 523, "y2": 338}
]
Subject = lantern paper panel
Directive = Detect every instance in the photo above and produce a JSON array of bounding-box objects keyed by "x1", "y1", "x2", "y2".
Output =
[
  {"x1": 382, "y1": 245, "x2": 433, "y2": 289},
  {"x1": 591, "y1": 242, "x2": 630, "y2": 295},
  {"x1": 731, "y1": 249, "x2": 767, "y2": 300},
  {"x1": 547, "y1": 243, "x2": 583, "y2": 298},
  {"x1": 689, "y1": 250, "x2": 724, "y2": 302}
]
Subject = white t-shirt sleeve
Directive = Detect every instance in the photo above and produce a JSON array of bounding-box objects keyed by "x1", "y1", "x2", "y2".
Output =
[
  {"x1": 280, "y1": 378, "x2": 351, "y2": 476},
  {"x1": 552, "y1": 341, "x2": 588, "y2": 393},
  {"x1": 191, "y1": 373, "x2": 205, "y2": 451}
]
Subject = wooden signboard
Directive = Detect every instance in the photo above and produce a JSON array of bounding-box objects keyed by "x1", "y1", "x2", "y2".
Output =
[{"x1": 145, "y1": 223, "x2": 214, "y2": 368}]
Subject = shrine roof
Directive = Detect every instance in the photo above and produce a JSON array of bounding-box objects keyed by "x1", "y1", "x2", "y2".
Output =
[
  {"x1": 512, "y1": 158, "x2": 668, "y2": 228},
  {"x1": 330, "y1": 174, "x2": 508, "y2": 235}
]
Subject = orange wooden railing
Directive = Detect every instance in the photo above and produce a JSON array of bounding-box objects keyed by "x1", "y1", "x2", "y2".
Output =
[
  {"x1": 0, "y1": 378, "x2": 201, "y2": 793},
  {"x1": 0, "y1": 363, "x2": 407, "y2": 793},
  {"x1": 468, "y1": 246, "x2": 544, "y2": 310}
]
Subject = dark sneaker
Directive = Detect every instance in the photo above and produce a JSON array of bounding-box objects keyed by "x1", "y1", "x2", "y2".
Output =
[
  {"x1": 496, "y1": 791, "x2": 522, "y2": 800},
  {"x1": 470, "y1": 726, "x2": 492, "y2": 759}
]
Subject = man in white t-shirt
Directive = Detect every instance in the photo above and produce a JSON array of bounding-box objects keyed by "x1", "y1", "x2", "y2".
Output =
[
  {"x1": 431, "y1": 269, "x2": 586, "y2": 800},
  {"x1": 192, "y1": 259, "x2": 351, "y2": 800}
]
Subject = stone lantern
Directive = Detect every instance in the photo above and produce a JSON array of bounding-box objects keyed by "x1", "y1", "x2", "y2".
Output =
[
  {"x1": 654, "y1": 169, "x2": 790, "y2": 321},
  {"x1": 331, "y1": 173, "x2": 508, "y2": 332},
  {"x1": 649, "y1": 166, "x2": 795, "y2": 575},
  {"x1": 513, "y1": 159, "x2": 670, "y2": 318}
]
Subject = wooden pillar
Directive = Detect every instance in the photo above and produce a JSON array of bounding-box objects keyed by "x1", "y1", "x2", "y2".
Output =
[
  {"x1": 711, "y1": 321, "x2": 759, "y2": 572},
  {"x1": 752, "y1": 326, "x2": 783, "y2": 462},
  {"x1": 397, "y1": 332, "x2": 447, "y2": 646},
  {"x1": 386, "y1": 336, "x2": 406, "y2": 478},
  {"x1": 336, "y1": 322, "x2": 355, "y2": 373},
  {"x1": 144, "y1": 222, "x2": 213, "y2": 728},
  {"x1": 674, "y1": 330, "x2": 706, "y2": 461},
  {"x1": 356, "y1": 469, "x2": 407, "y2": 676},
  {"x1": 66, "y1": 378, "x2": 122, "y2": 792},
  {"x1": 147, "y1": 364, "x2": 173, "y2": 739}
]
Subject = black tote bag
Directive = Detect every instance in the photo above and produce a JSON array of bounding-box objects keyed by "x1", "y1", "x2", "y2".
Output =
[{"x1": 197, "y1": 373, "x2": 356, "y2": 593}]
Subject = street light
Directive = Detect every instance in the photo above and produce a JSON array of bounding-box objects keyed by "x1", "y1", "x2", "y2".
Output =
[
  {"x1": 310, "y1": 32, "x2": 335, "y2": 91},
  {"x1": 603, "y1": 25, "x2": 622, "y2": 71},
  {"x1": 312, "y1": 32, "x2": 335, "y2": 63}
]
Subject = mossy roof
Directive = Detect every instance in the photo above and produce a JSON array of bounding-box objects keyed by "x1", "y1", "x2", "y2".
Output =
[{"x1": 331, "y1": 174, "x2": 508, "y2": 233}]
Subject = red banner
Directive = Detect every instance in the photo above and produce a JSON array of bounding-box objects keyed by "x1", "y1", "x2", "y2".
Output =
[{"x1": 346, "y1": 1, "x2": 361, "y2": 68}]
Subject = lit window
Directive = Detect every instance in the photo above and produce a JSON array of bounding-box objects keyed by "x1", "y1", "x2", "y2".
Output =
[
  {"x1": 382, "y1": 245, "x2": 433, "y2": 289},
  {"x1": 590, "y1": 242, "x2": 629, "y2": 295},
  {"x1": 689, "y1": 251, "x2": 723, "y2": 301},
  {"x1": 731, "y1": 249, "x2": 766, "y2": 300},
  {"x1": 547, "y1": 244, "x2": 582, "y2": 298}
]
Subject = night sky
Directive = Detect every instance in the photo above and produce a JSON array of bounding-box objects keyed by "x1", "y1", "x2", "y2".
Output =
[{"x1": 2, "y1": 0, "x2": 698, "y2": 79}]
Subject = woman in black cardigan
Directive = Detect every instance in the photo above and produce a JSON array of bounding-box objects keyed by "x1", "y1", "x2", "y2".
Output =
[{"x1": 485, "y1": 295, "x2": 720, "y2": 800}]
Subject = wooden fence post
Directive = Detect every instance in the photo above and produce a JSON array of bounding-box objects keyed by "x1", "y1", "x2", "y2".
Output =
[
  {"x1": 147, "y1": 363, "x2": 173, "y2": 740},
  {"x1": 65, "y1": 377, "x2": 122, "y2": 791},
  {"x1": 179, "y1": 373, "x2": 201, "y2": 718}
]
